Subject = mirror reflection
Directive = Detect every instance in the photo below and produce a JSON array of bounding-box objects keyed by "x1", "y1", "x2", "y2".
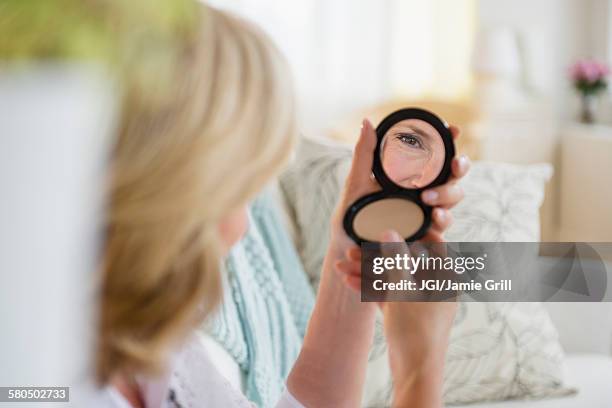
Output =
[{"x1": 381, "y1": 119, "x2": 445, "y2": 189}]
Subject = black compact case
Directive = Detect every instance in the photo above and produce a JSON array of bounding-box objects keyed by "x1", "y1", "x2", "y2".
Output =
[{"x1": 343, "y1": 107, "x2": 455, "y2": 244}]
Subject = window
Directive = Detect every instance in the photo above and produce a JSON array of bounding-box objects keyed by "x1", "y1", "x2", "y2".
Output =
[{"x1": 207, "y1": 0, "x2": 476, "y2": 130}]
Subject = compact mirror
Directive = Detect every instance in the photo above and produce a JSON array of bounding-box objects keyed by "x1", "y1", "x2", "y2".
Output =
[{"x1": 343, "y1": 108, "x2": 455, "y2": 243}]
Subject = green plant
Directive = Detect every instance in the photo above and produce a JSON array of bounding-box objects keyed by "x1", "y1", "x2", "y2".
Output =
[{"x1": 0, "y1": 0, "x2": 198, "y2": 62}]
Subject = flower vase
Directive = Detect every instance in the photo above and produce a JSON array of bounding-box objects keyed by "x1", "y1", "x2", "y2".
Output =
[{"x1": 580, "y1": 94, "x2": 597, "y2": 124}]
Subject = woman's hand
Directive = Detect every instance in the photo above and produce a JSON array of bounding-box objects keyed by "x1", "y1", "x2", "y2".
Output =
[
  {"x1": 333, "y1": 118, "x2": 470, "y2": 291},
  {"x1": 330, "y1": 119, "x2": 469, "y2": 407},
  {"x1": 284, "y1": 120, "x2": 387, "y2": 407},
  {"x1": 288, "y1": 119, "x2": 468, "y2": 407},
  {"x1": 328, "y1": 119, "x2": 382, "y2": 256},
  {"x1": 379, "y1": 230, "x2": 457, "y2": 408},
  {"x1": 336, "y1": 227, "x2": 458, "y2": 408}
]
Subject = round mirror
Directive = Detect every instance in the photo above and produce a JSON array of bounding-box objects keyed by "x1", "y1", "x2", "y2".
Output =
[{"x1": 380, "y1": 118, "x2": 446, "y2": 189}]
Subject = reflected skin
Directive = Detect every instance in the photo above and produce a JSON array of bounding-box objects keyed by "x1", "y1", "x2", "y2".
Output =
[{"x1": 381, "y1": 119, "x2": 446, "y2": 189}]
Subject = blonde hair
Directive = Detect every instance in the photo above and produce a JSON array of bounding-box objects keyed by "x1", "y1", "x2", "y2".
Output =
[{"x1": 97, "y1": 5, "x2": 296, "y2": 383}]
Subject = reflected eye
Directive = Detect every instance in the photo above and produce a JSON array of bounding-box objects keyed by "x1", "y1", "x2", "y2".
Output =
[{"x1": 396, "y1": 133, "x2": 424, "y2": 150}]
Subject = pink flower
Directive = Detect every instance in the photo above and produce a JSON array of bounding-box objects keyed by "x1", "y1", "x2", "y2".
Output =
[{"x1": 570, "y1": 59, "x2": 610, "y2": 83}]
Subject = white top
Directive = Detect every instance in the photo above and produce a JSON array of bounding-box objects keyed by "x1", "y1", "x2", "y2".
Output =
[{"x1": 101, "y1": 333, "x2": 303, "y2": 408}]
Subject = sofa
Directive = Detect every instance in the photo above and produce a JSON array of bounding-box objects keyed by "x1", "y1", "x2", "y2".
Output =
[
  {"x1": 274, "y1": 137, "x2": 612, "y2": 407},
  {"x1": 472, "y1": 302, "x2": 612, "y2": 407}
]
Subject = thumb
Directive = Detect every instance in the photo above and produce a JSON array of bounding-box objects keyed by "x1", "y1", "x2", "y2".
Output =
[
  {"x1": 347, "y1": 119, "x2": 377, "y2": 187},
  {"x1": 380, "y1": 229, "x2": 403, "y2": 243},
  {"x1": 378, "y1": 230, "x2": 413, "y2": 302},
  {"x1": 379, "y1": 230, "x2": 410, "y2": 259}
]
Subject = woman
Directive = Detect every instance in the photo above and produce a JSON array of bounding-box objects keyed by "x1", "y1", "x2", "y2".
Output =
[{"x1": 99, "y1": 4, "x2": 469, "y2": 407}]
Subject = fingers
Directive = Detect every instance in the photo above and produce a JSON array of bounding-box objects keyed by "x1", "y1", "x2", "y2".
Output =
[
  {"x1": 451, "y1": 154, "x2": 470, "y2": 180},
  {"x1": 336, "y1": 246, "x2": 363, "y2": 293},
  {"x1": 335, "y1": 259, "x2": 360, "y2": 277},
  {"x1": 336, "y1": 230, "x2": 406, "y2": 293},
  {"x1": 346, "y1": 246, "x2": 361, "y2": 262},
  {"x1": 418, "y1": 228, "x2": 445, "y2": 243},
  {"x1": 447, "y1": 123, "x2": 470, "y2": 180},
  {"x1": 421, "y1": 183, "x2": 464, "y2": 208},
  {"x1": 380, "y1": 230, "x2": 403, "y2": 243},
  {"x1": 334, "y1": 258, "x2": 361, "y2": 293},
  {"x1": 380, "y1": 230, "x2": 409, "y2": 259},
  {"x1": 347, "y1": 119, "x2": 378, "y2": 187},
  {"x1": 343, "y1": 274, "x2": 361, "y2": 292},
  {"x1": 421, "y1": 148, "x2": 470, "y2": 231},
  {"x1": 421, "y1": 153, "x2": 469, "y2": 209},
  {"x1": 430, "y1": 207, "x2": 453, "y2": 234},
  {"x1": 449, "y1": 125, "x2": 461, "y2": 141}
]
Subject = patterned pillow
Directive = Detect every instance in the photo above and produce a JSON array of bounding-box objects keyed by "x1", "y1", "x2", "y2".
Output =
[
  {"x1": 445, "y1": 161, "x2": 552, "y2": 242},
  {"x1": 279, "y1": 137, "x2": 576, "y2": 406}
]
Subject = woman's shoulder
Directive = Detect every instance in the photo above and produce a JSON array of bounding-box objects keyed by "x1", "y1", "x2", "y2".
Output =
[
  {"x1": 167, "y1": 334, "x2": 255, "y2": 408},
  {"x1": 100, "y1": 334, "x2": 253, "y2": 408}
]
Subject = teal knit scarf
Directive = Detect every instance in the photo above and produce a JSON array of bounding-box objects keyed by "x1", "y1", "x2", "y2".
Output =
[{"x1": 205, "y1": 191, "x2": 315, "y2": 407}]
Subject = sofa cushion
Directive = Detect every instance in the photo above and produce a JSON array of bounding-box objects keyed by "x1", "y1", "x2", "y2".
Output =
[
  {"x1": 279, "y1": 137, "x2": 574, "y2": 406},
  {"x1": 444, "y1": 161, "x2": 552, "y2": 242},
  {"x1": 467, "y1": 354, "x2": 612, "y2": 408}
]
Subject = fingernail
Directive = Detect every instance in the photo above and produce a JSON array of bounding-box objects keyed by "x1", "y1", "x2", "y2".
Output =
[
  {"x1": 459, "y1": 155, "x2": 469, "y2": 168},
  {"x1": 435, "y1": 208, "x2": 446, "y2": 222},
  {"x1": 422, "y1": 190, "x2": 439, "y2": 204}
]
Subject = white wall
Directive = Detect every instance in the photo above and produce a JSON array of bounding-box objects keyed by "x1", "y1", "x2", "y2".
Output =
[
  {"x1": 212, "y1": 0, "x2": 610, "y2": 126},
  {"x1": 209, "y1": 0, "x2": 476, "y2": 136},
  {"x1": 478, "y1": 0, "x2": 611, "y2": 122}
]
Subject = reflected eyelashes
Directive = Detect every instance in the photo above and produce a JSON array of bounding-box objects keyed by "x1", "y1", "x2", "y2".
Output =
[{"x1": 395, "y1": 132, "x2": 426, "y2": 150}]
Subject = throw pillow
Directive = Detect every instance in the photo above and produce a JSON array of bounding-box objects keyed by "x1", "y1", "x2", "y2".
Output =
[{"x1": 279, "y1": 137, "x2": 575, "y2": 406}]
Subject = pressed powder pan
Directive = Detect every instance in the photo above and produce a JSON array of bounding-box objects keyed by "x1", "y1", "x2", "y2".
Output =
[
  {"x1": 343, "y1": 108, "x2": 455, "y2": 244},
  {"x1": 352, "y1": 197, "x2": 423, "y2": 242}
]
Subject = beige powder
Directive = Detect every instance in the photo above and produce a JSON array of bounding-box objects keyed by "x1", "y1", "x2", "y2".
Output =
[{"x1": 353, "y1": 198, "x2": 424, "y2": 242}]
